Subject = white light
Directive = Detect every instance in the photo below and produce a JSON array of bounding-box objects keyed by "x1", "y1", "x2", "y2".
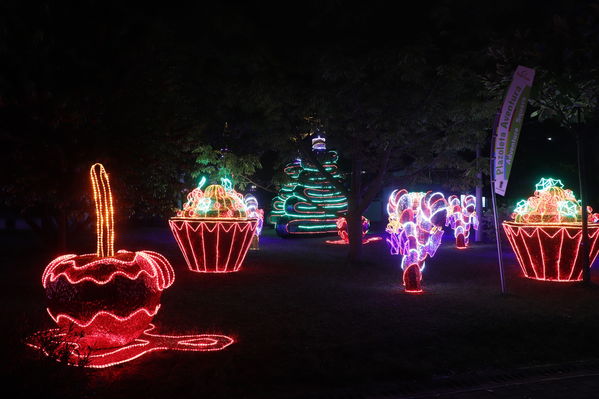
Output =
[{"x1": 547, "y1": 137, "x2": 552, "y2": 141}]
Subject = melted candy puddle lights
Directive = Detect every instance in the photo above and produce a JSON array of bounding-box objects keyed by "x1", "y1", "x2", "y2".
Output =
[{"x1": 26, "y1": 324, "x2": 234, "y2": 369}]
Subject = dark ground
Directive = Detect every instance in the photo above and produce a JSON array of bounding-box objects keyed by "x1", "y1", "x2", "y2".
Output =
[{"x1": 5, "y1": 226, "x2": 599, "y2": 399}]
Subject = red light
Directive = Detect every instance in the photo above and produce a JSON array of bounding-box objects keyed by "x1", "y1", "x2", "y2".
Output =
[
  {"x1": 169, "y1": 218, "x2": 257, "y2": 273},
  {"x1": 325, "y1": 237, "x2": 382, "y2": 245},
  {"x1": 326, "y1": 216, "x2": 382, "y2": 244},
  {"x1": 503, "y1": 222, "x2": 599, "y2": 281},
  {"x1": 40, "y1": 164, "x2": 176, "y2": 350},
  {"x1": 402, "y1": 263, "x2": 422, "y2": 293},
  {"x1": 26, "y1": 324, "x2": 234, "y2": 368}
]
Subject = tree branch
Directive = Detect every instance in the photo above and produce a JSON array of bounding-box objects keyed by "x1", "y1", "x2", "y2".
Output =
[
  {"x1": 239, "y1": 175, "x2": 277, "y2": 193},
  {"x1": 358, "y1": 144, "x2": 392, "y2": 214},
  {"x1": 298, "y1": 143, "x2": 350, "y2": 198}
]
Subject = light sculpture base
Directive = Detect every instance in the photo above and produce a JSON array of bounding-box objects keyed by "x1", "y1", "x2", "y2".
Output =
[
  {"x1": 169, "y1": 218, "x2": 257, "y2": 273},
  {"x1": 503, "y1": 222, "x2": 599, "y2": 281},
  {"x1": 403, "y1": 263, "x2": 423, "y2": 293},
  {"x1": 456, "y1": 233, "x2": 467, "y2": 249},
  {"x1": 26, "y1": 324, "x2": 234, "y2": 368}
]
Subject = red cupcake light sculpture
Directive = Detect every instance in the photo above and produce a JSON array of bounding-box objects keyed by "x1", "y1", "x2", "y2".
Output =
[
  {"x1": 42, "y1": 164, "x2": 175, "y2": 349},
  {"x1": 169, "y1": 178, "x2": 257, "y2": 273},
  {"x1": 503, "y1": 178, "x2": 599, "y2": 282}
]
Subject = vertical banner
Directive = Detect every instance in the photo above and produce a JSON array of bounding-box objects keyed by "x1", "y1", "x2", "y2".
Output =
[{"x1": 493, "y1": 66, "x2": 535, "y2": 196}]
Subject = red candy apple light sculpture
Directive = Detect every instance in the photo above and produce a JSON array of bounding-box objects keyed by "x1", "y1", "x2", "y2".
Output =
[
  {"x1": 169, "y1": 178, "x2": 257, "y2": 273},
  {"x1": 41, "y1": 164, "x2": 175, "y2": 349},
  {"x1": 503, "y1": 178, "x2": 599, "y2": 282},
  {"x1": 27, "y1": 164, "x2": 234, "y2": 368}
]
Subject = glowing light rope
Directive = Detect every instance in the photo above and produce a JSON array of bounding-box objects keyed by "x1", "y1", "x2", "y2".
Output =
[
  {"x1": 38, "y1": 163, "x2": 176, "y2": 352},
  {"x1": 446, "y1": 194, "x2": 479, "y2": 249},
  {"x1": 178, "y1": 179, "x2": 247, "y2": 219},
  {"x1": 270, "y1": 150, "x2": 348, "y2": 236},
  {"x1": 386, "y1": 189, "x2": 447, "y2": 293},
  {"x1": 503, "y1": 178, "x2": 599, "y2": 282},
  {"x1": 26, "y1": 324, "x2": 234, "y2": 368},
  {"x1": 325, "y1": 216, "x2": 382, "y2": 245},
  {"x1": 170, "y1": 179, "x2": 257, "y2": 272},
  {"x1": 90, "y1": 163, "x2": 115, "y2": 257},
  {"x1": 244, "y1": 194, "x2": 264, "y2": 250},
  {"x1": 511, "y1": 177, "x2": 598, "y2": 224}
]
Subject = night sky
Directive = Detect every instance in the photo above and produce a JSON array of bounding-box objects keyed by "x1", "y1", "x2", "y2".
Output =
[{"x1": 1, "y1": 0, "x2": 597, "y2": 222}]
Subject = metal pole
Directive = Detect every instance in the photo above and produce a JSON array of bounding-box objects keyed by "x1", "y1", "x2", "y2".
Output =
[
  {"x1": 475, "y1": 144, "x2": 483, "y2": 242},
  {"x1": 490, "y1": 113, "x2": 507, "y2": 294}
]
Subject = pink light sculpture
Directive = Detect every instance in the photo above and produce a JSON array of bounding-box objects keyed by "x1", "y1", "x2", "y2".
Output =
[
  {"x1": 244, "y1": 193, "x2": 264, "y2": 250},
  {"x1": 386, "y1": 189, "x2": 447, "y2": 293},
  {"x1": 446, "y1": 194, "x2": 479, "y2": 249}
]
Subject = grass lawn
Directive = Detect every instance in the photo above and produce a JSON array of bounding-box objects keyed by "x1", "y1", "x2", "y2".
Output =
[{"x1": 4, "y1": 226, "x2": 599, "y2": 398}]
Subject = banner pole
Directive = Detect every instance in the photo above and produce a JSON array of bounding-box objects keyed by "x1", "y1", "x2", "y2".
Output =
[{"x1": 490, "y1": 112, "x2": 507, "y2": 295}]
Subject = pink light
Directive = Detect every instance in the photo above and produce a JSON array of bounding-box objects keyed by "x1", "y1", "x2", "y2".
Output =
[
  {"x1": 26, "y1": 324, "x2": 234, "y2": 368},
  {"x1": 326, "y1": 216, "x2": 376, "y2": 244},
  {"x1": 446, "y1": 194, "x2": 478, "y2": 249},
  {"x1": 386, "y1": 190, "x2": 447, "y2": 293}
]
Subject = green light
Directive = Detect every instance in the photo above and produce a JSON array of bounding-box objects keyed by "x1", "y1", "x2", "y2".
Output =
[
  {"x1": 270, "y1": 149, "x2": 348, "y2": 235},
  {"x1": 310, "y1": 197, "x2": 347, "y2": 203},
  {"x1": 535, "y1": 177, "x2": 564, "y2": 192},
  {"x1": 197, "y1": 176, "x2": 207, "y2": 190},
  {"x1": 285, "y1": 213, "x2": 336, "y2": 219},
  {"x1": 514, "y1": 199, "x2": 529, "y2": 215},
  {"x1": 557, "y1": 200, "x2": 577, "y2": 218},
  {"x1": 220, "y1": 177, "x2": 233, "y2": 192},
  {"x1": 298, "y1": 224, "x2": 337, "y2": 230}
]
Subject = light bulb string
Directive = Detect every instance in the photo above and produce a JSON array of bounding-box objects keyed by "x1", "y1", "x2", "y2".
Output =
[{"x1": 90, "y1": 163, "x2": 115, "y2": 257}]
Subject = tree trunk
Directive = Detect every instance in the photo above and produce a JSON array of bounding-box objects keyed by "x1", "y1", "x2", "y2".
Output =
[
  {"x1": 577, "y1": 128, "x2": 591, "y2": 285},
  {"x1": 347, "y1": 158, "x2": 363, "y2": 264}
]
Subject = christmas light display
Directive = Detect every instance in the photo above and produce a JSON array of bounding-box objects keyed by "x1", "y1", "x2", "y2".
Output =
[
  {"x1": 169, "y1": 178, "x2": 257, "y2": 272},
  {"x1": 386, "y1": 189, "x2": 447, "y2": 293},
  {"x1": 26, "y1": 324, "x2": 234, "y2": 368},
  {"x1": 28, "y1": 164, "x2": 234, "y2": 367},
  {"x1": 503, "y1": 178, "x2": 599, "y2": 282},
  {"x1": 325, "y1": 216, "x2": 382, "y2": 245},
  {"x1": 41, "y1": 164, "x2": 176, "y2": 349},
  {"x1": 270, "y1": 149, "x2": 348, "y2": 237},
  {"x1": 446, "y1": 194, "x2": 479, "y2": 249},
  {"x1": 244, "y1": 194, "x2": 264, "y2": 250}
]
